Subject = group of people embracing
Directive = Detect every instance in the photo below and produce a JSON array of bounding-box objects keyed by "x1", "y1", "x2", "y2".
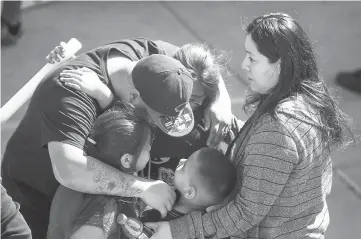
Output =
[{"x1": 1, "y1": 12, "x2": 353, "y2": 239}]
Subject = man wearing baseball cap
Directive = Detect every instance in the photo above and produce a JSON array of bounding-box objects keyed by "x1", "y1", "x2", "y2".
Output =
[
  {"x1": 132, "y1": 54, "x2": 195, "y2": 137},
  {"x1": 2, "y1": 38, "x2": 232, "y2": 238}
]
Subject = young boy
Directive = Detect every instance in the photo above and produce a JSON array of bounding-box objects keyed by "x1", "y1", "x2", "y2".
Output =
[
  {"x1": 67, "y1": 147, "x2": 237, "y2": 239},
  {"x1": 47, "y1": 101, "x2": 154, "y2": 239}
]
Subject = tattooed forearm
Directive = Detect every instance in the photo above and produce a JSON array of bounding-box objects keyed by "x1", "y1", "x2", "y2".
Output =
[{"x1": 87, "y1": 157, "x2": 144, "y2": 197}]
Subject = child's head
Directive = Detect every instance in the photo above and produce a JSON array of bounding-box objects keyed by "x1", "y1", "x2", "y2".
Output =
[
  {"x1": 86, "y1": 101, "x2": 153, "y2": 173},
  {"x1": 173, "y1": 147, "x2": 236, "y2": 208}
]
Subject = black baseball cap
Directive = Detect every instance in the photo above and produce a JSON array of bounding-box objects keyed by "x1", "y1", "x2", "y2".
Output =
[{"x1": 132, "y1": 54, "x2": 195, "y2": 137}]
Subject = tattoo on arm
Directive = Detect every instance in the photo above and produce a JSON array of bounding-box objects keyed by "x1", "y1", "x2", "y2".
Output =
[{"x1": 88, "y1": 159, "x2": 143, "y2": 197}]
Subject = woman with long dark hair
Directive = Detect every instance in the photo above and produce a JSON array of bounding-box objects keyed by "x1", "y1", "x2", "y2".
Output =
[{"x1": 149, "y1": 12, "x2": 354, "y2": 239}]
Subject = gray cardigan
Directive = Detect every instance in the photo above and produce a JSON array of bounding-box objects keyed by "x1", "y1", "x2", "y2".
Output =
[{"x1": 170, "y1": 96, "x2": 332, "y2": 239}]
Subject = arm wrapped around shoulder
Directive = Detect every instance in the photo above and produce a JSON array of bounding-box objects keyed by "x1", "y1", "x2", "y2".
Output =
[{"x1": 169, "y1": 116, "x2": 299, "y2": 239}]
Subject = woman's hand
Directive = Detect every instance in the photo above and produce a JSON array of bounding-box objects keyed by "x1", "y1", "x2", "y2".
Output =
[
  {"x1": 144, "y1": 222, "x2": 173, "y2": 239},
  {"x1": 59, "y1": 67, "x2": 114, "y2": 109}
]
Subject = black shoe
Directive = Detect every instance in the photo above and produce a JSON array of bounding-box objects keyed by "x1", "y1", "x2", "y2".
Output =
[
  {"x1": 1, "y1": 18, "x2": 23, "y2": 46},
  {"x1": 335, "y1": 69, "x2": 361, "y2": 94}
]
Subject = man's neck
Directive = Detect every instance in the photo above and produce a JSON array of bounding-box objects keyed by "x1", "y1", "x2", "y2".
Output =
[
  {"x1": 106, "y1": 50, "x2": 137, "y2": 100},
  {"x1": 173, "y1": 197, "x2": 205, "y2": 214},
  {"x1": 106, "y1": 50, "x2": 137, "y2": 84},
  {"x1": 107, "y1": 55, "x2": 136, "y2": 78}
]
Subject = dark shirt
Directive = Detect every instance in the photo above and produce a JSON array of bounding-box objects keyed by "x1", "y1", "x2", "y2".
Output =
[
  {"x1": 145, "y1": 101, "x2": 210, "y2": 187},
  {"x1": 1, "y1": 38, "x2": 178, "y2": 203},
  {"x1": 141, "y1": 208, "x2": 185, "y2": 223},
  {"x1": 1, "y1": 180, "x2": 32, "y2": 239},
  {"x1": 145, "y1": 99, "x2": 235, "y2": 187}
]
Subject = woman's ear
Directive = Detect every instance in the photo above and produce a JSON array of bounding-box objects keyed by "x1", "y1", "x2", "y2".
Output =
[
  {"x1": 129, "y1": 89, "x2": 140, "y2": 103},
  {"x1": 184, "y1": 186, "x2": 196, "y2": 200},
  {"x1": 120, "y1": 154, "x2": 135, "y2": 169}
]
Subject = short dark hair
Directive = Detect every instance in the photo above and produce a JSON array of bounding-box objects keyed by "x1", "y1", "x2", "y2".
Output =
[
  {"x1": 87, "y1": 101, "x2": 152, "y2": 169},
  {"x1": 194, "y1": 147, "x2": 236, "y2": 206}
]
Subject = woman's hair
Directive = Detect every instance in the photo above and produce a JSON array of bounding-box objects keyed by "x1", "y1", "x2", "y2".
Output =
[
  {"x1": 87, "y1": 101, "x2": 152, "y2": 169},
  {"x1": 173, "y1": 43, "x2": 229, "y2": 99},
  {"x1": 243, "y1": 12, "x2": 353, "y2": 147}
]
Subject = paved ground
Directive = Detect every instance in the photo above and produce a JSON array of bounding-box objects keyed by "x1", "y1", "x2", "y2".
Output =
[{"x1": 1, "y1": 1, "x2": 361, "y2": 238}]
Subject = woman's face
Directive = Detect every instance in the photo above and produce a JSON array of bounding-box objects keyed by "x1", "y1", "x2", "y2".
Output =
[{"x1": 241, "y1": 34, "x2": 280, "y2": 94}]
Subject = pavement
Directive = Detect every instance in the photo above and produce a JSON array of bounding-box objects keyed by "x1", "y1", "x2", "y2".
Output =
[{"x1": 1, "y1": 1, "x2": 361, "y2": 238}]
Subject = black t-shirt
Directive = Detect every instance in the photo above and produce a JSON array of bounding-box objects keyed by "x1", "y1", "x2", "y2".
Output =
[
  {"x1": 1, "y1": 38, "x2": 179, "y2": 201},
  {"x1": 144, "y1": 102, "x2": 210, "y2": 187},
  {"x1": 141, "y1": 208, "x2": 185, "y2": 223}
]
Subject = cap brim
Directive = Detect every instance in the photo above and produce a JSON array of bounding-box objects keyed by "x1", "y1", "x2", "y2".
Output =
[{"x1": 148, "y1": 103, "x2": 194, "y2": 137}]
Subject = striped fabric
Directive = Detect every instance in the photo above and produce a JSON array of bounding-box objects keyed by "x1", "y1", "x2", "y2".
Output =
[{"x1": 170, "y1": 95, "x2": 332, "y2": 239}]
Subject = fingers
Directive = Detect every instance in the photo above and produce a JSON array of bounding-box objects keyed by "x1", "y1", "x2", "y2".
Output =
[
  {"x1": 61, "y1": 70, "x2": 83, "y2": 77},
  {"x1": 158, "y1": 207, "x2": 167, "y2": 219},
  {"x1": 60, "y1": 74, "x2": 82, "y2": 84},
  {"x1": 60, "y1": 76, "x2": 80, "y2": 84},
  {"x1": 46, "y1": 51, "x2": 58, "y2": 64},
  {"x1": 164, "y1": 188, "x2": 176, "y2": 217},
  {"x1": 62, "y1": 68, "x2": 92, "y2": 76},
  {"x1": 59, "y1": 72, "x2": 82, "y2": 89},
  {"x1": 165, "y1": 200, "x2": 173, "y2": 213},
  {"x1": 63, "y1": 82, "x2": 81, "y2": 90},
  {"x1": 159, "y1": 195, "x2": 174, "y2": 218},
  {"x1": 214, "y1": 123, "x2": 228, "y2": 145},
  {"x1": 144, "y1": 222, "x2": 159, "y2": 230},
  {"x1": 206, "y1": 205, "x2": 215, "y2": 212},
  {"x1": 80, "y1": 67, "x2": 92, "y2": 72},
  {"x1": 203, "y1": 109, "x2": 211, "y2": 131},
  {"x1": 46, "y1": 47, "x2": 64, "y2": 64},
  {"x1": 206, "y1": 123, "x2": 219, "y2": 147},
  {"x1": 59, "y1": 41, "x2": 67, "y2": 53},
  {"x1": 166, "y1": 188, "x2": 176, "y2": 208},
  {"x1": 54, "y1": 45, "x2": 65, "y2": 58},
  {"x1": 60, "y1": 41, "x2": 77, "y2": 60},
  {"x1": 207, "y1": 123, "x2": 228, "y2": 148},
  {"x1": 169, "y1": 187, "x2": 176, "y2": 202}
]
